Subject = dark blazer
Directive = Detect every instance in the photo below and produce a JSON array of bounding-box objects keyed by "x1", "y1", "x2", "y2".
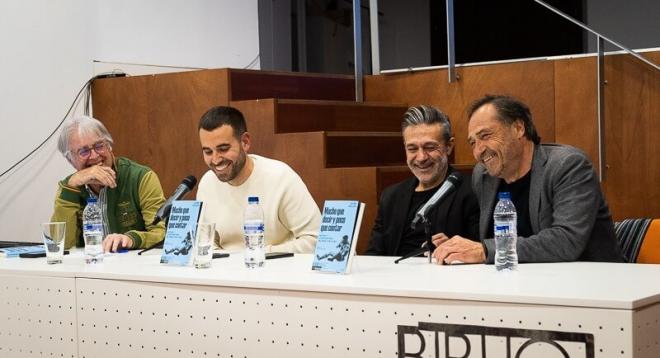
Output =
[
  {"x1": 474, "y1": 144, "x2": 623, "y2": 263},
  {"x1": 366, "y1": 167, "x2": 480, "y2": 256}
]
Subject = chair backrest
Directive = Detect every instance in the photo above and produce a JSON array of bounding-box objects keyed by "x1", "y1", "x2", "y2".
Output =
[
  {"x1": 614, "y1": 218, "x2": 660, "y2": 263},
  {"x1": 636, "y1": 219, "x2": 660, "y2": 264}
]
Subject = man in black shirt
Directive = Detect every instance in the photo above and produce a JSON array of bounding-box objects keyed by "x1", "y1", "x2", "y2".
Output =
[
  {"x1": 432, "y1": 95, "x2": 622, "y2": 264},
  {"x1": 365, "y1": 105, "x2": 479, "y2": 257}
]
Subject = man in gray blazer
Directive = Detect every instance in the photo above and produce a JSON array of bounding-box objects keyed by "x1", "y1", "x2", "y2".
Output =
[{"x1": 432, "y1": 95, "x2": 622, "y2": 264}]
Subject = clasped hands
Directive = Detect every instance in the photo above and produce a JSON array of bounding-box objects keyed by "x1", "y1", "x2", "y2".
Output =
[
  {"x1": 428, "y1": 233, "x2": 486, "y2": 265},
  {"x1": 67, "y1": 164, "x2": 117, "y2": 188}
]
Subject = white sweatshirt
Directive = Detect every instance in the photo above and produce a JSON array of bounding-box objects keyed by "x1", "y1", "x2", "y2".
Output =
[{"x1": 196, "y1": 154, "x2": 320, "y2": 253}]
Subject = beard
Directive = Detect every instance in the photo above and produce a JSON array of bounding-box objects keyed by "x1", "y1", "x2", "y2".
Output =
[
  {"x1": 408, "y1": 156, "x2": 448, "y2": 190},
  {"x1": 212, "y1": 149, "x2": 247, "y2": 183}
]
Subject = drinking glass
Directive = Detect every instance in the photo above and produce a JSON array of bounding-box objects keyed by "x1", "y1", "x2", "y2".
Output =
[
  {"x1": 193, "y1": 222, "x2": 216, "y2": 269},
  {"x1": 42, "y1": 222, "x2": 66, "y2": 264}
]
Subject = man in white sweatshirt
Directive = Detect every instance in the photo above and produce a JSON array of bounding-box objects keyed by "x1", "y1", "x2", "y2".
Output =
[{"x1": 196, "y1": 106, "x2": 321, "y2": 253}]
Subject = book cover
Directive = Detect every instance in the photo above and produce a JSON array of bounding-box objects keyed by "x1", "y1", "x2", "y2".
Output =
[
  {"x1": 0, "y1": 245, "x2": 45, "y2": 258},
  {"x1": 312, "y1": 200, "x2": 365, "y2": 274},
  {"x1": 160, "y1": 200, "x2": 204, "y2": 266}
]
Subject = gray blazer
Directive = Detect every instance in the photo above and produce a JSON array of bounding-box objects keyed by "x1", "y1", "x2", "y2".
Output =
[{"x1": 473, "y1": 144, "x2": 622, "y2": 263}]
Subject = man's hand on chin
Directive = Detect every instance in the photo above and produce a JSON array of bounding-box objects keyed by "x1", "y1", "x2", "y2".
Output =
[{"x1": 68, "y1": 164, "x2": 116, "y2": 188}]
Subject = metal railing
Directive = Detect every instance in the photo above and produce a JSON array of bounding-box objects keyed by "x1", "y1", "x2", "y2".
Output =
[
  {"x1": 534, "y1": 0, "x2": 659, "y2": 181},
  {"x1": 352, "y1": 0, "x2": 659, "y2": 181}
]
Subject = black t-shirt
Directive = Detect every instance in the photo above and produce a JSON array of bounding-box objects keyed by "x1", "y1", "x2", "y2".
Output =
[
  {"x1": 397, "y1": 187, "x2": 438, "y2": 256},
  {"x1": 488, "y1": 171, "x2": 534, "y2": 238}
]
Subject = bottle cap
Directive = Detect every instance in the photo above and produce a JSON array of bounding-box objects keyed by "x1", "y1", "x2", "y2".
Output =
[
  {"x1": 498, "y1": 192, "x2": 511, "y2": 200},
  {"x1": 248, "y1": 196, "x2": 259, "y2": 204}
]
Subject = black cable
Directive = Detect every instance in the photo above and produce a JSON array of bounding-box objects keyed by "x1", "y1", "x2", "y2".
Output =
[
  {"x1": 0, "y1": 72, "x2": 126, "y2": 179},
  {"x1": 243, "y1": 53, "x2": 260, "y2": 69}
]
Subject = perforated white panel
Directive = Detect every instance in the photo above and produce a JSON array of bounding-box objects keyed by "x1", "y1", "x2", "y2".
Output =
[
  {"x1": 75, "y1": 278, "x2": 644, "y2": 358},
  {"x1": 633, "y1": 302, "x2": 660, "y2": 358},
  {"x1": 0, "y1": 273, "x2": 77, "y2": 358}
]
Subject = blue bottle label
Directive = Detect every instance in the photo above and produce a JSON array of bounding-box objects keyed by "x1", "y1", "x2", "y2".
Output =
[
  {"x1": 494, "y1": 225, "x2": 512, "y2": 235},
  {"x1": 244, "y1": 223, "x2": 264, "y2": 232}
]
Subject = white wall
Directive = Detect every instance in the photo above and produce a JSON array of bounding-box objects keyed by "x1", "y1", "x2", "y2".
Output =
[
  {"x1": 0, "y1": 0, "x2": 94, "y2": 243},
  {"x1": 93, "y1": 0, "x2": 260, "y2": 69},
  {"x1": 0, "y1": 0, "x2": 259, "y2": 243}
]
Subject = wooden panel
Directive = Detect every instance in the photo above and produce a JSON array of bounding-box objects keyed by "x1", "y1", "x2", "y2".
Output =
[
  {"x1": 554, "y1": 57, "x2": 599, "y2": 169},
  {"x1": 230, "y1": 99, "x2": 278, "y2": 159},
  {"x1": 325, "y1": 132, "x2": 404, "y2": 167},
  {"x1": 365, "y1": 60, "x2": 556, "y2": 164},
  {"x1": 92, "y1": 69, "x2": 230, "y2": 195},
  {"x1": 92, "y1": 75, "x2": 150, "y2": 164},
  {"x1": 603, "y1": 52, "x2": 660, "y2": 220},
  {"x1": 147, "y1": 70, "x2": 230, "y2": 194},
  {"x1": 230, "y1": 69, "x2": 355, "y2": 101},
  {"x1": 376, "y1": 166, "x2": 413, "y2": 199},
  {"x1": 275, "y1": 99, "x2": 407, "y2": 133}
]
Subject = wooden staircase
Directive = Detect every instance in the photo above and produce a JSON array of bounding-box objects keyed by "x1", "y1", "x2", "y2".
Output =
[
  {"x1": 232, "y1": 98, "x2": 410, "y2": 254},
  {"x1": 92, "y1": 68, "x2": 413, "y2": 254}
]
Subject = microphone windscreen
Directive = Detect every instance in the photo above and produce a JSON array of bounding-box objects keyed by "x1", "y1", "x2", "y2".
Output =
[
  {"x1": 182, "y1": 175, "x2": 197, "y2": 189},
  {"x1": 446, "y1": 172, "x2": 462, "y2": 187}
]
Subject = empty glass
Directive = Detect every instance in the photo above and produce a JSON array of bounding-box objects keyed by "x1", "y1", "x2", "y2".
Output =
[
  {"x1": 193, "y1": 222, "x2": 216, "y2": 269},
  {"x1": 42, "y1": 222, "x2": 66, "y2": 264}
]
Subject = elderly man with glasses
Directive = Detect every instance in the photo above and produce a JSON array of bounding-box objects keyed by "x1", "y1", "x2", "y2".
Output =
[{"x1": 51, "y1": 116, "x2": 166, "y2": 251}]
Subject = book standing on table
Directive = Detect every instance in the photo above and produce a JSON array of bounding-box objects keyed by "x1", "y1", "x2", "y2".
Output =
[
  {"x1": 312, "y1": 200, "x2": 365, "y2": 274},
  {"x1": 160, "y1": 200, "x2": 204, "y2": 266}
]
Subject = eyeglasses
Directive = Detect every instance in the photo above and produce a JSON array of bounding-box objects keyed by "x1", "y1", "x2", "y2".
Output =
[{"x1": 72, "y1": 141, "x2": 109, "y2": 159}]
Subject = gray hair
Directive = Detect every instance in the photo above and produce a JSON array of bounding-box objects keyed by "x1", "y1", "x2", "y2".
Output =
[
  {"x1": 402, "y1": 105, "x2": 453, "y2": 142},
  {"x1": 58, "y1": 116, "x2": 114, "y2": 161}
]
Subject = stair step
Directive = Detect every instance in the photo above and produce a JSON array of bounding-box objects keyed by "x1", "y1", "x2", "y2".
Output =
[
  {"x1": 274, "y1": 99, "x2": 407, "y2": 133},
  {"x1": 230, "y1": 69, "x2": 355, "y2": 101},
  {"x1": 325, "y1": 132, "x2": 405, "y2": 168}
]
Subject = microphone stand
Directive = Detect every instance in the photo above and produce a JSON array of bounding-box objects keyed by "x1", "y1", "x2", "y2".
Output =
[
  {"x1": 138, "y1": 216, "x2": 167, "y2": 256},
  {"x1": 394, "y1": 214, "x2": 434, "y2": 264},
  {"x1": 424, "y1": 216, "x2": 433, "y2": 264},
  {"x1": 137, "y1": 240, "x2": 164, "y2": 255}
]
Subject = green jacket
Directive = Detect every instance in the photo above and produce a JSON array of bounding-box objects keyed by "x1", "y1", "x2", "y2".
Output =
[{"x1": 51, "y1": 157, "x2": 166, "y2": 249}]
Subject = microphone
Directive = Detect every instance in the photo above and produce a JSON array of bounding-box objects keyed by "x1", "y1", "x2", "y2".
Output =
[
  {"x1": 151, "y1": 175, "x2": 197, "y2": 225},
  {"x1": 410, "y1": 172, "x2": 462, "y2": 229}
]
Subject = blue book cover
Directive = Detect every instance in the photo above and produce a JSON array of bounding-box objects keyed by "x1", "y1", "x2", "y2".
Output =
[
  {"x1": 312, "y1": 200, "x2": 365, "y2": 274},
  {"x1": 160, "y1": 200, "x2": 204, "y2": 266},
  {"x1": 0, "y1": 245, "x2": 45, "y2": 258}
]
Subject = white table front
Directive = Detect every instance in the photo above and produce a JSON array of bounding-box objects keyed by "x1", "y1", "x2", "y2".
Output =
[{"x1": 1, "y1": 250, "x2": 659, "y2": 358}]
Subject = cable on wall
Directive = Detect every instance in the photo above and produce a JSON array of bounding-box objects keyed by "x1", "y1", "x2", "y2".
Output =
[
  {"x1": 0, "y1": 71, "x2": 127, "y2": 180},
  {"x1": 243, "y1": 53, "x2": 260, "y2": 69}
]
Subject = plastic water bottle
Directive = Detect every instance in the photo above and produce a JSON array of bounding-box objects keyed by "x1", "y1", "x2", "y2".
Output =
[
  {"x1": 493, "y1": 192, "x2": 518, "y2": 271},
  {"x1": 82, "y1": 197, "x2": 104, "y2": 264},
  {"x1": 243, "y1": 196, "x2": 265, "y2": 268}
]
